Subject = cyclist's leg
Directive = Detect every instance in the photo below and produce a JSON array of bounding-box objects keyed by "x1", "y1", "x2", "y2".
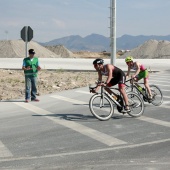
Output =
[
  {"x1": 144, "y1": 78, "x2": 152, "y2": 98},
  {"x1": 139, "y1": 70, "x2": 152, "y2": 98},
  {"x1": 118, "y1": 71, "x2": 130, "y2": 112},
  {"x1": 105, "y1": 78, "x2": 118, "y2": 96},
  {"x1": 119, "y1": 84, "x2": 130, "y2": 111}
]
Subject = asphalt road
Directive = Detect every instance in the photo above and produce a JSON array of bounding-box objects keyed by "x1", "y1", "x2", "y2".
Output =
[{"x1": 0, "y1": 70, "x2": 170, "y2": 170}]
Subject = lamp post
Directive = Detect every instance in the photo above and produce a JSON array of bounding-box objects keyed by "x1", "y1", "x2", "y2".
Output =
[
  {"x1": 110, "y1": 0, "x2": 116, "y2": 65},
  {"x1": 5, "y1": 30, "x2": 8, "y2": 40}
]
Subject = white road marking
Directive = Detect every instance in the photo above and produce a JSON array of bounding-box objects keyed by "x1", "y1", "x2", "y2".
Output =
[
  {"x1": 150, "y1": 75, "x2": 170, "y2": 78},
  {"x1": 14, "y1": 102, "x2": 127, "y2": 146},
  {"x1": 161, "y1": 89, "x2": 170, "y2": 92},
  {"x1": 150, "y1": 83, "x2": 170, "y2": 87},
  {"x1": 163, "y1": 95, "x2": 170, "y2": 99},
  {"x1": 0, "y1": 140, "x2": 13, "y2": 158},
  {"x1": 150, "y1": 80, "x2": 170, "y2": 83},
  {"x1": 77, "y1": 90, "x2": 170, "y2": 98},
  {"x1": 162, "y1": 101, "x2": 170, "y2": 105},
  {"x1": 137, "y1": 116, "x2": 170, "y2": 128},
  {"x1": 1, "y1": 138, "x2": 170, "y2": 162},
  {"x1": 160, "y1": 104, "x2": 170, "y2": 110},
  {"x1": 51, "y1": 95, "x2": 170, "y2": 128},
  {"x1": 76, "y1": 90, "x2": 92, "y2": 95}
]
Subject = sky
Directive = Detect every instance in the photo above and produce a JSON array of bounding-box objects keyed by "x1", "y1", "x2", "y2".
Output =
[{"x1": 0, "y1": 0, "x2": 170, "y2": 42}]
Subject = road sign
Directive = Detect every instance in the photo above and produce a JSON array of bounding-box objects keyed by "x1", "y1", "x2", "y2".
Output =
[{"x1": 21, "y1": 26, "x2": 33, "y2": 42}]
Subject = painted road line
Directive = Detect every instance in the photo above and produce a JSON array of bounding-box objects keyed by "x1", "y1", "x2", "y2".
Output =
[
  {"x1": 77, "y1": 90, "x2": 170, "y2": 98},
  {"x1": 162, "y1": 101, "x2": 170, "y2": 105},
  {"x1": 51, "y1": 95, "x2": 170, "y2": 128},
  {"x1": 150, "y1": 84, "x2": 170, "y2": 87},
  {"x1": 163, "y1": 95, "x2": 170, "y2": 99},
  {"x1": 159, "y1": 104, "x2": 170, "y2": 110},
  {"x1": 137, "y1": 116, "x2": 170, "y2": 128},
  {"x1": 150, "y1": 74, "x2": 170, "y2": 78},
  {"x1": 14, "y1": 102, "x2": 127, "y2": 146},
  {"x1": 150, "y1": 80, "x2": 170, "y2": 83},
  {"x1": 1, "y1": 138, "x2": 170, "y2": 162},
  {"x1": 0, "y1": 140, "x2": 13, "y2": 158},
  {"x1": 161, "y1": 89, "x2": 170, "y2": 92},
  {"x1": 76, "y1": 90, "x2": 92, "y2": 95}
]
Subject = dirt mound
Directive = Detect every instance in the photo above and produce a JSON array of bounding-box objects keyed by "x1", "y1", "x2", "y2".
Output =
[
  {"x1": 120, "y1": 40, "x2": 170, "y2": 59},
  {"x1": 0, "y1": 40, "x2": 60, "y2": 58},
  {"x1": 72, "y1": 51, "x2": 110, "y2": 58},
  {"x1": 45, "y1": 45, "x2": 74, "y2": 58}
]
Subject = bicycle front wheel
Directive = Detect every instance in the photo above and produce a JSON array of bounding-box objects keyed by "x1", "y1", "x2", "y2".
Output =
[
  {"x1": 89, "y1": 94, "x2": 114, "y2": 121},
  {"x1": 127, "y1": 92, "x2": 144, "y2": 117},
  {"x1": 150, "y1": 85, "x2": 163, "y2": 106}
]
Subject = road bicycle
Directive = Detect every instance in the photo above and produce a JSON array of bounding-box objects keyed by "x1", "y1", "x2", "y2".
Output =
[
  {"x1": 89, "y1": 84, "x2": 144, "y2": 121},
  {"x1": 125, "y1": 78, "x2": 163, "y2": 106}
]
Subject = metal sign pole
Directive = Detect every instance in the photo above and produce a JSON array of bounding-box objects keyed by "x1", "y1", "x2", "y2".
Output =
[
  {"x1": 25, "y1": 26, "x2": 28, "y2": 58},
  {"x1": 110, "y1": 0, "x2": 116, "y2": 65}
]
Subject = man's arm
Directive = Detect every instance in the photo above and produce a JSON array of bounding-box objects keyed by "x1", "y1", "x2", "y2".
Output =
[
  {"x1": 126, "y1": 66, "x2": 131, "y2": 78},
  {"x1": 37, "y1": 60, "x2": 41, "y2": 71},
  {"x1": 90, "y1": 71, "x2": 102, "y2": 93},
  {"x1": 22, "y1": 60, "x2": 32, "y2": 70},
  {"x1": 105, "y1": 64, "x2": 113, "y2": 84},
  {"x1": 132, "y1": 62, "x2": 140, "y2": 78}
]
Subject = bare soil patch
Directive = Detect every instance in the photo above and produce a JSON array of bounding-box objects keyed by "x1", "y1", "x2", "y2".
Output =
[{"x1": 0, "y1": 69, "x2": 98, "y2": 100}]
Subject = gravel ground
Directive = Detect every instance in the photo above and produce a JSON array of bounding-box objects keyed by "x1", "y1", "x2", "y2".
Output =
[{"x1": 0, "y1": 69, "x2": 98, "y2": 100}]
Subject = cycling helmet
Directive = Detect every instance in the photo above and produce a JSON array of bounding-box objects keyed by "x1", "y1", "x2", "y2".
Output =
[
  {"x1": 93, "y1": 58, "x2": 104, "y2": 65},
  {"x1": 125, "y1": 56, "x2": 133, "y2": 62}
]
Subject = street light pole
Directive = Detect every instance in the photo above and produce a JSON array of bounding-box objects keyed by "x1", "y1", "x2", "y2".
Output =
[{"x1": 110, "y1": 0, "x2": 116, "y2": 65}]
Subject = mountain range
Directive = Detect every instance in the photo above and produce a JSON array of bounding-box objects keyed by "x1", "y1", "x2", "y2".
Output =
[{"x1": 40, "y1": 34, "x2": 170, "y2": 52}]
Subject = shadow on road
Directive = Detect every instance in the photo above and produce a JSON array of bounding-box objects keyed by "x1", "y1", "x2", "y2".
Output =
[{"x1": 32, "y1": 113, "x2": 127, "y2": 122}]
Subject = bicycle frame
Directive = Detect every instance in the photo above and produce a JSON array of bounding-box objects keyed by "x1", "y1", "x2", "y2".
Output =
[
  {"x1": 125, "y1": 79, "x2": 148, "y2": 100},
  {"x1": 93, "y1": 85, "x2": 123, "y2": 108}
]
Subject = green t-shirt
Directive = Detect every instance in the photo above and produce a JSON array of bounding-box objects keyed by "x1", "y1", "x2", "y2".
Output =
[{"x1": 23, "y1": 57, "x2": 39, "y2": 77}]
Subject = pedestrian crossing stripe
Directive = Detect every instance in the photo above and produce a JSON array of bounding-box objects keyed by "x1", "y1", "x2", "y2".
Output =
[
  {"x1": 51, "y1": 94, "x2": 170, "y2": 128},
  {"x1": 0, "y1": 140, "x2": 13, "y2": 158}
]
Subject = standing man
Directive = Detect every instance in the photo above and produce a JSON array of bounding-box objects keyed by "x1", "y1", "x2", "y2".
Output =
[{"x1": 22, "y1": 49, "x2": 41, "y2": 102}]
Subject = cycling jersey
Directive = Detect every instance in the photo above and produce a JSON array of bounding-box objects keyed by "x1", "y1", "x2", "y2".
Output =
[
  {"x1": 130, "y1": 62, "x2": 146, "y2": 71},
  {"x1": 101, "y1": 65, "x2": 125, "y2": 88},
  {"x1": 130, "y1": 62, "x2": 148, "y2": 80}
]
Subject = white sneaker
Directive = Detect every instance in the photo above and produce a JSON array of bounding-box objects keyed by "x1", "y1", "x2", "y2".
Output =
[{"x1": 148, "y1": 95, "x2": 152, "y2": 99}]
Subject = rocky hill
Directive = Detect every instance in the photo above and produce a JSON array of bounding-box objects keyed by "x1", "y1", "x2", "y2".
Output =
[
  {"x1": 120, "y1": 40, "x2": 170, "y2": 59},
  {"x1": 0, "y1": 40, "x2": 73, "y2": 58},
  {"x1": 45, "y1": 45, "x2": 74, "y2": 58},
  {"x1": 1, "y1": 39, "x2": 170, "y2": 59}
]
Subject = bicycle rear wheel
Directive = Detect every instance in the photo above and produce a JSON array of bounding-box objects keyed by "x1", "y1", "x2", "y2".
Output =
[
  {"x1": 127, "y1": 92, "x2": 144, "y2": 117},
  {"x1": 89, "y1": 94, "x2": 114, "y2": 121},
  {"x1": 150, "y1": 85, "x2": 163, "y2": 106}
]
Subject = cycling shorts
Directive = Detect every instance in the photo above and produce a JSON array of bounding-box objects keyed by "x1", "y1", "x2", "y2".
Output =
[
  {"x1": 137, "y1": 69, "x2": 149, "y2": 80},
  {"x1": 107, "y1": 68, "x2": 126, "y2": 88}
]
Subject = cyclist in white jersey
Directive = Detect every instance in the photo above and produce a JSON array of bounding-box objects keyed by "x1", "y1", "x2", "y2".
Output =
[
  {"x1": 92, "y1": 58, "x2": 130, "y2": 113},
  {"x1": 125, "y1": 56, "x2": 152, "y2": 99}
]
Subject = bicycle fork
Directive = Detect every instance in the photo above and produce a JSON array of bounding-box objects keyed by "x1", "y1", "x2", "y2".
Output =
[{"x1": 99, "y1": 93, "x2": 105, "y2": 108}]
